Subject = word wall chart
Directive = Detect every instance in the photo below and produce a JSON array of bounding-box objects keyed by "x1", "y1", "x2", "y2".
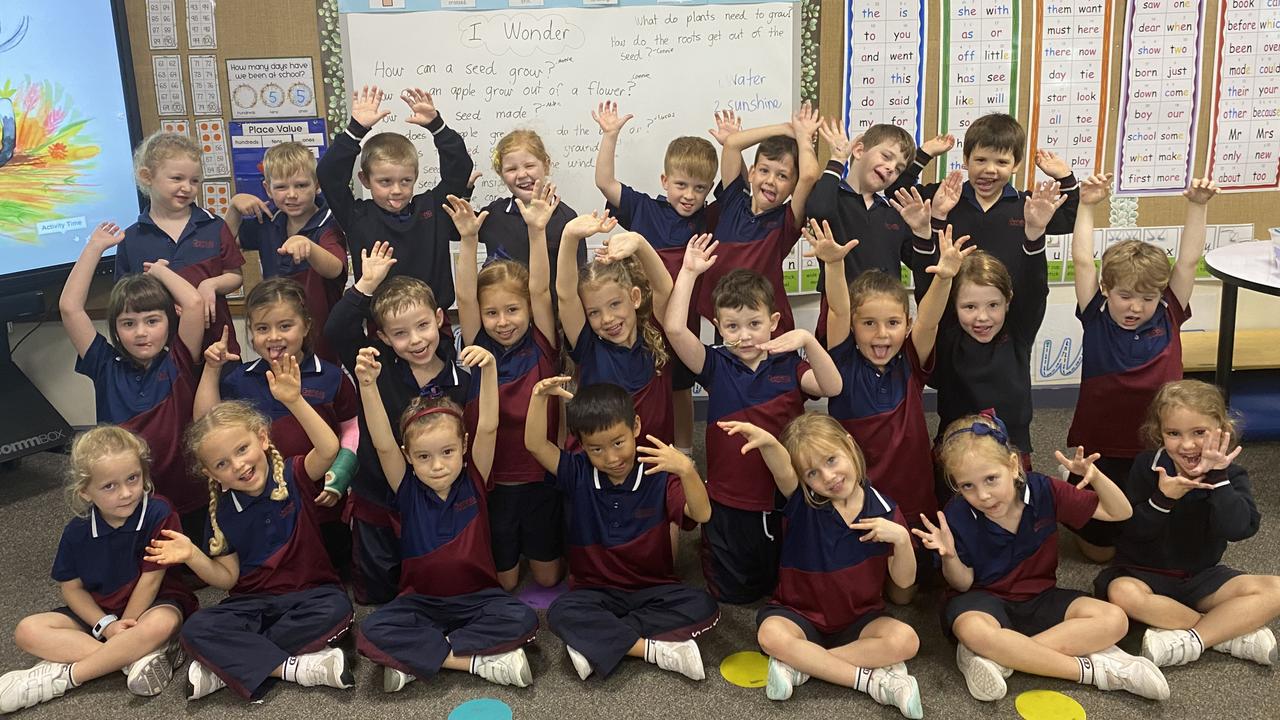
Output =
[
  {"x1": 1204, "y1": 0, "x2": 1280, "y2": 192},
  {"x1": 842, "y1": 0, "x2": 927, "y2": 141},
  {"x1": 1113, "y1": 0, "x2": 1207, "y2": 195},
  {"x1": 937, "y1": 0, "x2": 1020, "y2": 178},
  {"x1": 1026, "y1": 1, "x2": 1115, "y2": 186}
]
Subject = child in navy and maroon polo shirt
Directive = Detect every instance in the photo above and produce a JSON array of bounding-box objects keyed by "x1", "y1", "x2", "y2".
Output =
[
  {"x1": 919, "y1": 413, "x2": 1169, "y2": 704},
  {"x1": 324, "y1": 243, "x2": 472, "y2": 605},
  {"x1": 0, "y1": 427, "x2": 196, "y2": 714},
  {"x1": 525, "y1": 381, "x2": 718, "y2": 682},
  {"x1": 354, "y1": 344, "x2": 538, "y2": 692},
  {"x1": 813, "y1": 220, "x2": 974, "y2": 602},
  {"x1": 148, "y1": 358, "x2": 353, "y2": 701},
  {"x1": 115, "y1": 131, "x2": 244, "y2": 356},
  {"x1": 317, "y1": 84, "x2": 472, "y2": 310},
  {"x1": 592, "y1": 101, "x2": 727, "y2": 453},
  {"x1": 62, "y1": 222, "x2": 209, "y2": 531},
  {"x1": 1066, "y1": 175, "x2": 1218, "y2": 562},
  {"x1": 226, "y1": 142, "x2": 348, "y2": 364},
  {"x1": 665, "y1": 238, "x2": 844, "y2": 604},
  {"x1": 694, "y1": 105, "x2": 824, "y2": 335},
  {"x1": 723, "y1": 414, "x2": 922, "y2": 717},
  {"x1": 1095, "y1": 380, "x2": 1280, "y2": 670}
]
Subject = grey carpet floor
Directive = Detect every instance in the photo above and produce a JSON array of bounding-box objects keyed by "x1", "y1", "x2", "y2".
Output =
[{"x1": 1, "y1": 407, "x2": 1277, "y2": 719}]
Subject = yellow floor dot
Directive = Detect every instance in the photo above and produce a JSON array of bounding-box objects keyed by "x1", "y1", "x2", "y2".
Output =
[
  {"x1": 1015, "y1": 690, "x2": 1086, "y2": 720},
  {"x1": 719, "y1": 650, "x2": 770, "y2": 688}
]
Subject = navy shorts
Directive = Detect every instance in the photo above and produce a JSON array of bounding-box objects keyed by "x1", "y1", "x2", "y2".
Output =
[
  {"x1": 1094, "y1": 565, "x2": 1243, "y2": 609},
  {"x1": 700, "y1": 498, "x2": 782, "y2": 605},
  {"x1": 490, "y1": 482, "x2": 564, "y2": 571},
  {"x1": 1069, "y1": 456, "x2": 1136, "y2": 547},
  {"x1": 757, "y1": 604, "x2": 888, "y2": 650},
  {"x1": 943, "y1": 587, "x2": 1087, "y2": 640},
  {"x1": 53, "y1": 597, "x2": 189, "y2": 636}
]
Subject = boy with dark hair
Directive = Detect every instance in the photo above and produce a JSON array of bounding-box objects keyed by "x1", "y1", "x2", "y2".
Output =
[{"x1": 524, "y1": 379, "x2": 718, "y2": 681}]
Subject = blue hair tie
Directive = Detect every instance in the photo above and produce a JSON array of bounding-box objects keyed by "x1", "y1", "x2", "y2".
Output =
[{"x1": 945, "y1": 409, "x2": 1010, "y2": 447}]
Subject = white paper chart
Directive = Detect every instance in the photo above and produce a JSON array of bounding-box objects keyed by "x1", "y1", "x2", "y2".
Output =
[
  {"x1": 152, "y1": 55, "x2": 187, "y2": 116},
  {"x1": 147, "y1": 0, "x2": 178, "y2": 50},
  {"x1": 1205, "y1": 0, "x2": 1280, "y2": 192},
  {"x1": 186, "y1": 0, "x2": 218, "y2": 50},
  {"x1": 937, "y1": 0, "x2": 1020, "y2": 177},
  {"x1": 1027, "y1": 0, "x2": 1114, "y2": 185},
  {"x1": 1113, "y1": 0, "x2": 1207, "y2": 195},
  {"x1": 189, "y1": 55, "x2": 222, "y2": 116},
  {"x1": 842, "y1": 0, "x2": 927, "y2": 141}
]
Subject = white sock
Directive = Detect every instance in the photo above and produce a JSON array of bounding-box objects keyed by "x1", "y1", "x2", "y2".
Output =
[
  {"x1": 852, "y1": 665, "x2": 873, "y2": 693},
  {"x1": 64, "y1": 663, "x2": 79, "y2": 689},
  {"x1": 1188, "y1": 628, "x2": 1205, "y2": 655},
  {"x1": 1077, "y1": 656, "x2": 1095, "y2": 686},
  {"x1": 281, "y1": 656, "x2": 300, "y2": 683}
]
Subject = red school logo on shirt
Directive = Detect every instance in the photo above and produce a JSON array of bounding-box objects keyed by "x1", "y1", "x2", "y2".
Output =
[
  {"x1": 454, "y1": 496, "x2": 477, "y2": 512},
  {"x1": 1007, "y1": 218, "x2": 1025, "y2": 228},
  {"x1": 301, "y1": 387, "x2": 325, "y2": 401},
  {"x1": 884, "y1": 222, "x2": 901, "y2": 231},
  {"x1": 769, "y1": 374, "x2": 791, "y2": 385},
  {"x1": 191, "y1": 238, "x2": 217, "y2": 248},
  {"x1": 419, "y1": 209, "x2": 434, "y2": 220}
]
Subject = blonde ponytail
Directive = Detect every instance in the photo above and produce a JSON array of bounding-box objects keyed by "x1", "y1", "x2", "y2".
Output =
[
  {"x1": 267, "y1": 445, "x2": 289, "y2": 501},
  {"x1": 206, "y1": 477, "x2": 226, "y2": 556}
]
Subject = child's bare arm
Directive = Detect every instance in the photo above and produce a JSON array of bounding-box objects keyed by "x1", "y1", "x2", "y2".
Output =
[
  {"x1": 637, "y1": 436, "x2": 711, "y2": 523},
  {"x1": 60, "y1": 224, "x2": 124, "y2": 358},
  {"x1": 444, "y1": 197, "x2": 486, "y2": 345},
  {"x1": 664, "y1": 237, "x2": 716, "y2": 375},
  {"x1": 1170, "y1": 177, "x2": 1218, "y2": 308},
  {"x1": 268, "y1": 355, "x2": 340, "y2": 482},
  {"x1": 804, "y1": 219, "x2": 857, "y2": 349},
  {"x1": 1057, "y1": 447, "x2": 1133, "y2": 523},
  {"x1": 146, "y1": 530, "x2": 240, "y2": 590},
  {"x1": 788, "y1": 103, "x2": 823, "y2": 225},
  {"x1": 458, "y1": 346, "x2": 498, "y2": 481},
  {"x1": 557, "y1": 211, "x2": 618, "y2": 347},
  {"x1": 595, "y1": 230, "x2": 673, "y2": 322},
  {"x1": 911, "y1": 512, "x2": 973, "y2": 591},
  {"x1": 525, "y1": 376, "x2": 572, "y2": 473},
  {"x1": 354, "y1": 347, "x2": 406, "y2": 491},
  {"x1": 1071, "y1": 173, "x2": 1111, "y2": 310},
  {"x1": 592, "y1": 101, "x2": 632, "y2": 208},
  {"x1": 523, "y1": 179, "x2": 558, "y2": 344},
  {"x1": 913, "y1": 225, "x2": 973, "y2": 362},
  {"x1": 119, "y1": 566, "x2": 165, "y2": 621}
]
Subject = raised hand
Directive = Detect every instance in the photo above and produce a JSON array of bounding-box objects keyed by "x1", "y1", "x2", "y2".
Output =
[
  {"x1": 911, "y1": 512, "x2": 958, "y2": 558},
  {"x1": 889, "y1": 186, "x2": 932, "y2": 229},
  {"x1": 266, "y1": 353, "x2": 302, "y2": 404},
  {"x1": 203, "y1": 325, "x2": 241, "y2": 369},
  {"x1": 708, "y1": 109, "x2": 741, "y2": 146},
  {"x1": 681, "y1": 233, "x2": 718, "y2": 275},
  {"x1": 592, "y1": 100, "x2": 633, "y2": 135},
  {"x1": 401, "y1": 87, "x2": 439, "y2": 126},
  {"x1": 457, "y1": 344, "x2": 495, "y2": 370},
  {"x1": 933, "y1": 171, "x2": 964, "y2": 218},
  {"x1": 514, "y1": 178, "x2": 558, "y2": 230},
  {"x1": 145, "y1": 529, "x2": 196, "y2": 566},
  {"x1": 594, "y1": 231, "x2": 648, "y2": 264},
  {"x1": 354, "y1": 346, "x2": 382, "y2": 386},
  {"x1": 920, "y1": 134, "x2": 957, "y2": 157},
  {"x1": 851, "y1": 517, "x2": 911, "y2": 546},
  {"x1": 359, "y1": 241, "x2": 398, "y2": 288},
  {"x1": 278, "y1": 235, "x2": 313, "y2": 264},
  {"x1": 1183, "y1": 177, "x2": 1219, "y2": 205},
  {"x1": 1054, "y1": 446, "x2": 1103, "y2": 489},
  {"x1": 563, "y1": 209, "x2": 618, "y2": 240},
  {"x1": 443, "y1": 195, "x2": 488, "y2": 237},
  {"x1": 532, "y1": 375, "x2": 575, "y2": 401},
  {"x1": 1079, "y1": 172, "x2": 1113, "y2": 206},
  {"x1": 925, "y1": 224, "x2": 974, "y2": 279},
  {"x1": 88, "y1": 221, "x2": 126, "y2": 250},
  {"x1": 717, "y1": 420, "x2": 776, "y2": 456},
  {"x1": 1034, "y1": 149, "x2": 1071, "y2": 179},
  {"x1": 352, "y1": 85, "x2": 390, "y2": 128},
  {"x1": 756, "y1": 328, "x2": 812, "y2": 355},
  {"x1": 790, "y1": 101, "x2": 821, "y2": 144},
  {"x1": 637, "y1": 435, "x2": 695, "y2": 477},
  {"x1": 802, "y1": 218, "x2": 858, "y2": 263},
  {"x1": 817, "y1": 117, "x2": 852, "y2": 162},
  {"x1": 1155, "y1": 466, "x2": 1215, "y2": 501},
  {"x1": 230, "y1": 193, "x2": 272, "y2": 223},
  {"x1": 1024, "y1": 180, "x2": 1067, "y2": 229},
  {"x1": 1187, "y1": 428, "x2": 1242, "y2": 476}
]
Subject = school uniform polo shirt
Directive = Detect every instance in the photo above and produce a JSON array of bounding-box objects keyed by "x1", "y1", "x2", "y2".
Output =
[
  {"x1": 553, "y1": 452, "x2": 690, "y2": 591},
  {"x1": 237, "y1": 201, "x2": 348, "y2": 362},
  {"x1": 828, "y1": 339, "x2": 936, "y2": 522},
  {"x1": 570, "y1": 323, "x2": 674, "y2": 445},
  {"x1": 52, "y1": 494, "x2": 195, "y2": 616},
  {"x1": 75, "y1": 334, "x2": 204, "y2": 513},
  {"x1": 607, "y1": 183, "x2": 717, "y2": 281},
  {"x1": 696, "y1": 176, "x2": 800, "y2": 333},
  {"x1": 325, "y1": 287, "x2": 471, "y2": 508},
  {"x1": 397, "y1": 464, "x2": 499, "y2": 597},
  {"x1": 219, "y1": 355, "x2": 358, "y2": 459},
  {"x1": 1068, "y1": 288, "x2": 1189, "y2": 458},
  {"x1": 772, "y1": 485, "x2": 906, "y2": 633},
  {"x1": 215, "y1": 455, "x2": 339, "y2": 596},
  {"x1": 466, "y1": 327, "x2": 558, "y2": 485},
  {"x1": 810, "y1": 160, "x2": 922, "y2": 283},
  {"x1": 115, "y1": 205, "x2": 246, "y2": 355},
  {"x1": 945, "y1": 472, "x2": 1097, "y2": 602},
  {"x1": 698, "y1": 346, "x2": 810, "y2": 512},
  {"x1": 478, "y1": 196, "x2": 583, "y2": 293}
]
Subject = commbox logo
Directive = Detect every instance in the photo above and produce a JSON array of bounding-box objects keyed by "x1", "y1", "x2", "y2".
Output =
[{"x1": 0, "y1": 430, "x2": 68, "y2": 458}]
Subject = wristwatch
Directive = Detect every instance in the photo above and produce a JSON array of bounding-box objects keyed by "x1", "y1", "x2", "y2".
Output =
[{"x1": 92, "y1": 614, "x2": 119, "y2": 640}]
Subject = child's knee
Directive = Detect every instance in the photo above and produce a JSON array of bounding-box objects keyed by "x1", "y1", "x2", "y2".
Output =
[
  {"x1": 13, "y1": 615, "x2": 44, "y2": 652},
  {"x1": 887, "y1": 622, "x2": 920, "y2": 659},
  {"x1": 1106, "y1": 577, "x2": 1149, "y2": 610},
  {"x1": 1094, "y1": 601, "x2": 1130, "y2": 636},
  {"x1": 952, "y1": 612, "x2": 997, "y2": 649},
  {"x1": 756, "y1": 618, "x2": 794, "y2": 656}
]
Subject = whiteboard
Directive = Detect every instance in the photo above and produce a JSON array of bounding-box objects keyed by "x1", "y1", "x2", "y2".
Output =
[{"x1": 340, "y1": 4, "x2": 798, "y2": 212}]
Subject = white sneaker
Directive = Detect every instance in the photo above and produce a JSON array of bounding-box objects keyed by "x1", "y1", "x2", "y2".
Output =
[
  {"x1": 565, "y1": 646, "x2": 593, "y2": 681},
  {"x1": 382, "y1": 666, "x2": 415, "y2": 693},
  {"x1": 472, "y1": 649, "x2": 532, "y2": 688},
  {"x1": 127, "y1": 639, "x2": 185, "y2": 696},
  {"x1": 0, "y1": 662, "x2": 69, "y2": 714},
  {"x1": 186, "y1": 660, "x2": 226, "y2": 700},
  {"x1": 863, "y1": 666, "x2": 923, "y2": 719},
  {"x1": 956, "y1": 643, "x2": 1009, "y2": 701},
  {"x1": 1213, "y1": 627, "x2": 1278, "y2": 666},
  {"x1": 1141, "y1": 628, "x2": 1203, "y2": 667},
  {"x1": 293, "y1": 647, "x2": 354, "y2": 689},
  {"x1": 1088, "y1": 645, "x2": 1170, "y2": 700},
  {"x1": 764, "y1": 656, "x2": 810, "y2": 701},
  {"x1": 648, "y1": 639, "x2": 705, "y2": 681}
]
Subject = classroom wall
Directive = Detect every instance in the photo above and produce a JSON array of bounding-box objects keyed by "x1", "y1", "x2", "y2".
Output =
[{"x1": 10, "y1": 0, "x2": 1280, "y2": 427}]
